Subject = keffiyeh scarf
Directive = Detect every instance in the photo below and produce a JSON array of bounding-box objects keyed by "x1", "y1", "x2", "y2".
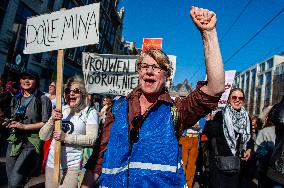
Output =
[{"x1": 223, "y1": 105, "x2": 251, "y2": 156}]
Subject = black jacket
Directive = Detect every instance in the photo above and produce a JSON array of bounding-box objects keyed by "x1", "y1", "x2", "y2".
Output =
[{"x1": 204, "y1": 111, "x2": 254, "y2": 157}]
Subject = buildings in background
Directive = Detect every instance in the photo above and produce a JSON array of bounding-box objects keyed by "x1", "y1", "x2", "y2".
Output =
[
  {"x1": 234, "y1": 54, "x2": 284, "y2": 115},
  {"x1": 0, "y1": 0, "x2": 135, "y2": 91},
  {"x1": 120, "y1": 40, "x2": 138, "y2": 55},
  {"x1": 272, "y1": 58, "x2": 284, "y2": 104},
  {"x1": 169, "y1": 79, "x2": 192, "y2": 98}
]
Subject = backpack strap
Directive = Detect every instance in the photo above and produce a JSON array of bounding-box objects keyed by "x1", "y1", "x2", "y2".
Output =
[{"x1": 34, "y1": 90, "x2": 44, "y2": 116}]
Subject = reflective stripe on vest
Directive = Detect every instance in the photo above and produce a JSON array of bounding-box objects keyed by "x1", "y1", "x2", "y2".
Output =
[{"x1": 102, "y1": 161, "x2": 183, "y2": 175}]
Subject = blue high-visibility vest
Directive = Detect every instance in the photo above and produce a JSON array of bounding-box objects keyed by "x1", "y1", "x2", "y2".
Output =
[{"x1": 99, "y1": 99, "x2": 186, "y2": 188}]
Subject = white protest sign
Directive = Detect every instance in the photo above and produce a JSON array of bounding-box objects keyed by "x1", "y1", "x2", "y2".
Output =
[
  {"x1": 218, "y1": 70, "x2": 236, "y2": 107},
  {"x1": 83, "y1": 53, "x2": 139, "y2": 96},
  {"x1": 82, "y1": 53, "x2": 177, "y2": 96},
  {"x1": 24, "y1": 3, "x2": 100, "y2": 54}
]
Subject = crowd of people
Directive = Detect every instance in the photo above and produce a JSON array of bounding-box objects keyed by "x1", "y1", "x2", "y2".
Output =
[{"x1": 0, "y1": 5, "x2": 283, "y2": 188}]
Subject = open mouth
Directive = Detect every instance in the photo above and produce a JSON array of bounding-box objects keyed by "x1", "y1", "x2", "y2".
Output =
[
  {"x1": 22, "y1": 83, "x2": 31, "y2": 87},
  {"x1": 144, "y1": 78, "x2": 156, "y2": 86},
  {"x1": 233, "y1": 102, "x2": 242, "y2": 107},
  {"x1": 69, "y1": 97, "x2": 77, "y2": 103}
]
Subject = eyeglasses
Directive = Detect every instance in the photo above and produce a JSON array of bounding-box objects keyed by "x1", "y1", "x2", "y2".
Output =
[
  {"x1": 231, "y1": 96, "x2": 244, "y2": 101},
  {"x1": 138, "y1": 63, "x2": 162, "y2": 73},
  {"x1": 64, "y1": 88, "x2": 81, "y2": 95}
]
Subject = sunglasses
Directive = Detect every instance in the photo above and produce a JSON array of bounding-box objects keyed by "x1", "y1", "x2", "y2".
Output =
[
  {"x1": 64, "y1": 88, "x2": 81, "y2": 95},
  {"x1": 231, "y1": 96, "x2": 244, "y2": 101}
]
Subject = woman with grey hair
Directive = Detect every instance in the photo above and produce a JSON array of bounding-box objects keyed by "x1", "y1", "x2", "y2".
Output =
[
  {"x1": 39, "y1": 75, "x2": 99, "y2": 188},
  {"x1": 82, "y1": 6, "x2": 225, "y2": 188}
]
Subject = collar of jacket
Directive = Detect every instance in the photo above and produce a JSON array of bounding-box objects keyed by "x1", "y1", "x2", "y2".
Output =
[
  {"x1": 124, "y1": 86, "x2": 173, "y2": 130},
  {"x1": 126, "y1": 86, "x2": 173, "y2": 104}
]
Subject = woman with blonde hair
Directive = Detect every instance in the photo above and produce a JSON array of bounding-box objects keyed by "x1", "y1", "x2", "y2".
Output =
[{"x1": 39, "y1": 75, "x2": 99, "y2": 188}]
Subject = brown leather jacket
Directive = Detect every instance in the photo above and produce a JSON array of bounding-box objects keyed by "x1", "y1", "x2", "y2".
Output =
[{"x1": 85, "y1": 81, "x2": 220, "y2": 174}]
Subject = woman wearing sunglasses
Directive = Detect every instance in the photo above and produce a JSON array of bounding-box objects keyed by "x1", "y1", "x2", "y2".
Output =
[
  {"x1": 39, "y1": 75, "x2": 99, "y2": 188},
  {"x1": 204, "y1": 88, "x2": 253, "y2": 188}
]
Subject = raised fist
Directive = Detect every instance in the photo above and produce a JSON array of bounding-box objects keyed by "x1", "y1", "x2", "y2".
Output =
[{"x1": 190, "y1": 6, "x2": 216, "y2": 31}]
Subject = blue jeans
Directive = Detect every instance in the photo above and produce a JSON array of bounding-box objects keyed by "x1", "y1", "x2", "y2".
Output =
[{"x1": 6, "y1": 142, "x2": 41, "y2": 188}]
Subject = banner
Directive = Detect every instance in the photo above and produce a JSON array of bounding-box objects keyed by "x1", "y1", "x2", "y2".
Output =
[
  {"x1": 218, "y1": 70, "x2": 237, "y2": 107},
  {"x1": 142, "y1": 38, "x2": 163, "y2": 52},
  {"x1": 82, "y1": 53, "x2": 176, "y2": 96},
  {"x1": 83, "y1": 53, "x2": 138, "y2": 96},
  {"x1": 24, "y1": 3, "x2": 100, "y2": 54}
]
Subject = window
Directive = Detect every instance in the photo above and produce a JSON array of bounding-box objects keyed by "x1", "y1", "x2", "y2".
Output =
[
  {"x1": 99, "y1": 38, "x2": 105, "y2": 53},
  {"x1": 0, "y1": 0, "x2": 9, "y2": 31},
  {"x1": 266, "y1": 71, "x2": 272, "y2": 84},
  {"x1": 251, "y1": 69, "x2": 256, "y2": 89},
  {"x1": 106, "y1": 22, "x2": 112, "y2": 40},
  {"x1": 100, "y1": 13, "x2": 106, "y2": 34},
  {"x1": 15, "y1": 3, "x2": 36, "y2": 25},
  {"x1": 235, "y1": 77, "x2": 240, "y2": 88},
  {"x1": 63, "y1": 0, "x2": 76, "y2": 9},
  {"x1": 109, "y1": 25, "x2": 116, "y2": 47},
  {"x1": 275, "y1": 63, "x2": 284, "y2": 75},
  {"x1": 265, "y1": 86, "x2": 271, "y2": 105},
  {"x1": 103, "y1": 47, "x2": 109, "y2": 54},
  {"x1": 246, "y1": 72, "x2": 250, "y2": 88},
  {"x1": 241, "y1": 75, "x2": 245, "y2": 89},
  {"x1": 260, "y1": 63, "x2": 265, "y2": 72},
  {"x1": 256, "y1": 88, "x2": 262, "y2": 114},
  {"x1": 7, "y1": 3, "x2": 35, "y2": 63},
  {"x1": 104, "y1": 20, "x2": 109, "y2": 36},
  {"x1": 103, "y1": 0, "x2": 109, "y2": 11},
  {"x1": 66, "y1": 48, "x2": 77, "y2": 61},
  {"x1": 259, "y1": 74, "x2": 263, "y2": 85},
  {"x1": 48, "y1": 0, "x2": 55, "y2": 11},
  {"x1": 267, "y1": 59, "x2": 274, "y2": 69},
  {"x1": 74, "y1": 46, "x2": 85, "y2": 65},
  {"x1": 81, "y1": 0, "x2": 89, "y2": 4},
  {"x1": 14, "y1": 3, "x2": 36, "y2": 37}
]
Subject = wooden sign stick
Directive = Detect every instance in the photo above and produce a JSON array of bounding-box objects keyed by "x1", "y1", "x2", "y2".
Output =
[{"x1": 54, "y1": 49, "x2": 64, "y2": 184}]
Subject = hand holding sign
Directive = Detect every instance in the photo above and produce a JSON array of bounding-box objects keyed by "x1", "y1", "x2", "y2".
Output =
[
  {"x1": 190, "y1": 6, "x2": 216, "y2": 31},
  {"x1": 23, "y1": 3, "x2": 100, "y2": 184}
]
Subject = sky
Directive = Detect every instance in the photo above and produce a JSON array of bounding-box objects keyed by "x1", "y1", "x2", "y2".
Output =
[{"x1": 118, "y1": 0, "x2": 284, "y2": 86}]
